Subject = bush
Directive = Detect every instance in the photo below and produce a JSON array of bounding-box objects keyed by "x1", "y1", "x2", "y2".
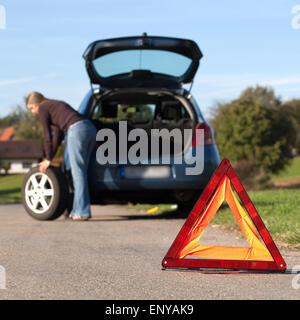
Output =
[
  {"x1": 0, "y1": 161, "x2": 11, "y2": 175},
  {"x1": 283, "y1": 99, "x2": 300, "y2": 154},
  {"x1": 212, "y1": 86, "x2": 296, "y2": 187}
]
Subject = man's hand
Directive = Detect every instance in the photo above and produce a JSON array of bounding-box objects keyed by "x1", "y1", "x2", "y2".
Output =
[{"x1": 39, "y1": 159, "x2": 51, "y2": 173}]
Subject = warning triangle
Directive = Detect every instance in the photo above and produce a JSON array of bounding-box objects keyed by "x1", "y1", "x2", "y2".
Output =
[{"x1": 162, "y1": 159, "x2": 286, "y2": 272}]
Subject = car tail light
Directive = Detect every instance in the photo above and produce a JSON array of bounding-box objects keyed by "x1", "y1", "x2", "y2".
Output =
[{"x1": 192, "y1": 122, "x2": 215, "y2": 146}]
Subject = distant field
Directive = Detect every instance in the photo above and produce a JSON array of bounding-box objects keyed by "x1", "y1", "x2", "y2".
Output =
[
  {"x1": 272, "y1": 156, "x2": 300, "y2": 180},
  {"x1": 0, "y1": 174, "x2": 24, "y2": 204}
]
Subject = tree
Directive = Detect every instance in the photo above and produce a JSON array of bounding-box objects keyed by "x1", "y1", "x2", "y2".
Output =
[
  {"x1": 283, "y1": 99, "x2": 300, "y2": 153},
  {"x1": 212, "y1": 85, "x2": 296, "y2": 176},
  {"x1": 0, "y1": 108, "x2": 21, "y2": 129},
  {"x1": 0, "y1": 161, "x2": 11, "y2": 175},
  {"x1": 11, "y1": 105, "x2": 43, "y2": 143},
  {"x1": 0, "y1": 103, "x2": 66, "y2": 159},
  {"x1": 239, "y1": 86, "x2": 281, "y2": 110}
]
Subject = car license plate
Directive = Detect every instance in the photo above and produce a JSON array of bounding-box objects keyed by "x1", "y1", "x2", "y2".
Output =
[{"x1": 123, "y1": 166, "x2": 171, "y2": 179}]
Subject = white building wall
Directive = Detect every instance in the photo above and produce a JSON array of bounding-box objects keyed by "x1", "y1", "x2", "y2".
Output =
[{"x1": 1, "y1": 160, "x2": 39, "y2": 174}]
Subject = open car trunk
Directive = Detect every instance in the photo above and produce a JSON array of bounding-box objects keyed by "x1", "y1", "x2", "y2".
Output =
[
  {"x1": 91, "y1": 89, "x2": 196, "y2": 161},
  {"x1": 83, "y1": 34, "x2": 202, "y2": 89}
]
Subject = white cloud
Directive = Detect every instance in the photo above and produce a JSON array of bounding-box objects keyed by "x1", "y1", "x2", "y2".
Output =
[
  {"x1": 0, "y1": 74, "x2": 57, "y2": 87},
  {"x1": 267, "y1": 76, "x2": 300, "y2": 87},
  {"x1": 195, "y1": 74, "x2": 300, "y2": 88},
  {"x1": 0, "y1": 77, "x2": 35, "y2": 87},
  {"x1": 192, "y1": 73, "x2": 300, "y2": 117},
  {"x1": 0, "y1": 5, "x2": 6, "y2": 30},
  {"x1": 194, "y1": 74, "x2": 300, "y2": 99}
]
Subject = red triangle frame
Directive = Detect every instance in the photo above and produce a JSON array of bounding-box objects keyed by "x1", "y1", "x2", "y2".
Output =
[{"x1": 162, "y1": 159, "x2": 286, "y2": 272}]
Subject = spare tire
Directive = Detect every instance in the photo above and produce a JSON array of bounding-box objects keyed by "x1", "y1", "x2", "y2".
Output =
[{"x1": 22, "y1": 166, "x2": 69, "y2": 220}]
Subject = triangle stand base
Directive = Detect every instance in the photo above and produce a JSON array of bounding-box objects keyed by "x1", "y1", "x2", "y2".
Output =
[{"x1": 162, "y1": 258, "x2": 285, "y2": 272}]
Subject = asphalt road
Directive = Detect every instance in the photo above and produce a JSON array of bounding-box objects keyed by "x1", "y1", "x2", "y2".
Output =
[{"x1": 0, "y1": 204, "x2": 299, "y2": 300}]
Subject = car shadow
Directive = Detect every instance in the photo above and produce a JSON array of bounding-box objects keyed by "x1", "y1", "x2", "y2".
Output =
[{"x1": 62, "y1": 209, "x2": 190, "y2": 222}]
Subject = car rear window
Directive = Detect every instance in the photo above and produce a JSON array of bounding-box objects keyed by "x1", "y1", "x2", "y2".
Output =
[{"x1": 92, "y1": 49, "x2": 193, "y2": 78}]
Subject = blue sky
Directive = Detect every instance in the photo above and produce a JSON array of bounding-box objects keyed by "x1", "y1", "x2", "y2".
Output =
[{"x1": 0, "y1": 0, "x2": 300, "y2": 119}]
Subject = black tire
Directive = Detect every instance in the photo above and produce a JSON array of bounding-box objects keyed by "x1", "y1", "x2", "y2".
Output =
[
  {"x1": 22, "y1": 166, "x2": 69, "y2": 220},
  {"x1": 177, "y1": 201, "x2": 196, "y2": 217}
]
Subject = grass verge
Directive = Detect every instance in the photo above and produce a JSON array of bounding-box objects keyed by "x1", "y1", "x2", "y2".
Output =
[
  {"x1": 212, "y1": 188, "x2": 300, "y2": 247},
  {"x1": 271, "y1": 156, "x2": 300, "y2": 181},
  {"x1": 0, "y1": 174, "x2": 24, "y2": 204}
]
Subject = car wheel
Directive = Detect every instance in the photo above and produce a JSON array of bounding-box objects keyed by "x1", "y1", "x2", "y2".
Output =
[
  {"x1": 177, "y1": 201, "x2": 196, "y2": 217},
  {"x1": 22, "y1": 166, "x2": 69, "y2": 220},
  {"x1": 175, "y1": 190, "x2": 201, "y2": 217}
]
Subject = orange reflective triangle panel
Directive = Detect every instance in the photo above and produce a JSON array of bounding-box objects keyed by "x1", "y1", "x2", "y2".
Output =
[{"x1": 162, "y1": 159, "x2": 286, "y2": 272}]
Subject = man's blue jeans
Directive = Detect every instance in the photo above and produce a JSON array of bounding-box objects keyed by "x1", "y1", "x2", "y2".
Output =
[{"x1": 67, "y1": 120, "x2": 96, "y2": 218}]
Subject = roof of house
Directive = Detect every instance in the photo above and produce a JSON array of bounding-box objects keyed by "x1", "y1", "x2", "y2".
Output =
[
  {"x1": 0, "y1": 140, "x2": 43, "y2": 160},
  {"x1": 0, "y1": 126, "x2": 14, "y2": 141}
]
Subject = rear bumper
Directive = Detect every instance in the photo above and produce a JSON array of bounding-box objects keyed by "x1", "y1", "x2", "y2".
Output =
[{"x1": 88, "y1": 144, "x2": 220, "y2": 191}]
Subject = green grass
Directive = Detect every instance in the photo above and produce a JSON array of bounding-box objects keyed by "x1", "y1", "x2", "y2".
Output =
[
  {"x1": 212, "y1": 188, "x2": 300, "y2": 247},
  {"x1": 271, "y1": 156, "x2": 300, "y2": 181},
  {"x1": 0, "y1": 174, "x2": 24, "y2": 204}
]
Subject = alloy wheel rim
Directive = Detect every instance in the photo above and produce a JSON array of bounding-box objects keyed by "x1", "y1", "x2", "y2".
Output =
[{"x1": 25, "y1": 173, "x2": 54, "y2": 214}]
